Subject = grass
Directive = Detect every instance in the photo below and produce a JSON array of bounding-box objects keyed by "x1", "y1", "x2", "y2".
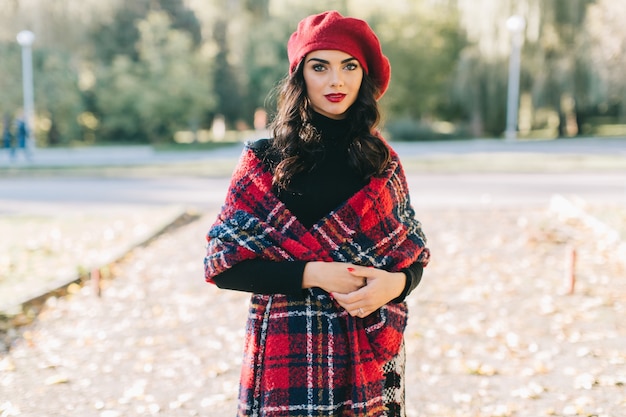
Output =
[
  {"x1": 0, "y1": 159, "x2": 239, "y2": 178},
  {"x1": 151, "y1": 141, "x2": 241, "y2": 152},
  {"x1": 1, "y1": 149, "x2": 625, "y2": 179},
  {"x1": 400, "y1": 152, "x2": 626, "y2": 174}
]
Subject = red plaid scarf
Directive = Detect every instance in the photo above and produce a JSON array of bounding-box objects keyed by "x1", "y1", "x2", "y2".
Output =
[{"x1": 205, "y1": 141, "x2": 429, "y2": 416}]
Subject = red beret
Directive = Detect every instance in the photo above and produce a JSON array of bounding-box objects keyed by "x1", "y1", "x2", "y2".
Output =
[{"x1": 287, "y1": 10, "x2": 391, "y2": 99}]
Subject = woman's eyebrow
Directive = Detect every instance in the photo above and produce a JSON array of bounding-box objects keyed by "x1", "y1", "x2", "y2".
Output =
[{"x1": 306, "y1": 57, "x2": 358, "y2": 64}]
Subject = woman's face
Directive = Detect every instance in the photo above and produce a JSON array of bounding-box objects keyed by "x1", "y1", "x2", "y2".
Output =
[{"x1": 302, "y1": 49, "x2": 364, "y2": 120}]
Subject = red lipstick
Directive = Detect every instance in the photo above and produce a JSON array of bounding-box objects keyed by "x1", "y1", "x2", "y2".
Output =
[{"x1": 325, "y1": 93, "x2": 346, "y2": 103}]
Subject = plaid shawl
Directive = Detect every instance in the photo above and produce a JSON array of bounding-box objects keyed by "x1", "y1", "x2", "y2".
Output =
[{"x1": 205, "y1": 141, "x2": 429, "y2": 416}]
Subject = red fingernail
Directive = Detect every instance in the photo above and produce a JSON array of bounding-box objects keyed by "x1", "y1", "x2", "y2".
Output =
[{"x1": 347, "y1": 267, "x2": 355, "y2": 272}]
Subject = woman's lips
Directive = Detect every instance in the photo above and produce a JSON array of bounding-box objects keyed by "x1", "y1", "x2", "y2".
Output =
[{"x1": 325, "y1": 93, "x2": 346, "y2": 103}]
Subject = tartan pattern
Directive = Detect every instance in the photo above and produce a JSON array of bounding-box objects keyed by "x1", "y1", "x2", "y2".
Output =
[
  {"x1": 381, "y1": 343, "x2": 406, "y2": 417},
  {"x1": 204, "y1": 142, "x2": 429, "y2": 416}
]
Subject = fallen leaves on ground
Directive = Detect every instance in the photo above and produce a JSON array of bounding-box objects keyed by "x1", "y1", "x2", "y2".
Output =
[{"x1": 0, "y1": 207, "x2": 624, "y2": 417}]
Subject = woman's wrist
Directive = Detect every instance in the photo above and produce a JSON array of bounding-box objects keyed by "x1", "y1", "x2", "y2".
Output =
[
  {"x1": 302, "y1": 261, "x2": 318, "y2": 289},
  {"x1": 391, "y1": 270, "x2": 411, "y2": 303},
  {"x1": 389, "y1": 271, "x2": 407, "y2": 300}
]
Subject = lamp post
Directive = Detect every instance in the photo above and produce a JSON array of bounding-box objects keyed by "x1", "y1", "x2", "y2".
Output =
[
  {"x1": 16, "y1": 30, "x2": 36, "y2": 151},
  {"x1": 505, "y1": 15, "x2": 525, "y2": 141}
]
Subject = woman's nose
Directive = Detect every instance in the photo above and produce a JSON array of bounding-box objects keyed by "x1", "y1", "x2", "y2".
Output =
[{"x1": 329, "y1": 69, "x2": 344, "y2": 87}]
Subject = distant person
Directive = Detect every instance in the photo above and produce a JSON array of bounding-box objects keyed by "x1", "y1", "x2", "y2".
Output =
[
  {"x1": 14, "y1": 114, "x2": 32, "y2": 160},
  {"x1": 2, "y1": 113, "x2": 14, "y2": 160},
  {"x1": 204, "y1": 10, "x2": 430, "y2": 416}
]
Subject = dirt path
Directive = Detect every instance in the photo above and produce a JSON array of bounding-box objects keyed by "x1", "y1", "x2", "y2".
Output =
[{"x1": 1, "y1": 207, "x2": 624, "y2": 417}]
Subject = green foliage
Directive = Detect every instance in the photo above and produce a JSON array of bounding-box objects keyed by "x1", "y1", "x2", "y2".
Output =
[
  {"x1": 90, "y1": 0, "x2": 202, "y2": 64},
  {"x1": 211, "y1": 19, "x2": 244, "y2": 128},
  {"x1": 385, "y1": 118, "x2": 471, "y2": 141},
  {"x1": 450, "y1": 49, "x2": 509, "y2": 136},
  {"x1": 0, "y1": 43, "x2": 22, "y2": 114},
  {"x1": 241, "y1": 17, "x2": 292, "y2": 120},
  {"x1": 376, "y1": 5, "x2": 466, "y2": 122},
  {"x1": 89, "y1": 4, "x2": 143, "y2": 63},
  {"x1": 0, "y1": 42, "x2": 83, "y2": 146},
  {"x1": 1, "y1": 0, "x2": 625, "y2": 144},
  {"x1": 583, "y1": 0, "x2": 626, "y2": 120},
  {"x1": 93, "y1": 12, "x2": 215, "y2": 143},
  {"x1": 526, "y1": 0, "x2": 596, "y2": 136},
  {"x1": 33, "y1": 49, "x2": 84, "y2": 145}
]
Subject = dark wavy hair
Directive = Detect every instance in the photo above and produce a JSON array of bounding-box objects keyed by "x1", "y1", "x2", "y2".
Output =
[{"x1": 268, "y1": 61, "x2": 391, "y2": 191}]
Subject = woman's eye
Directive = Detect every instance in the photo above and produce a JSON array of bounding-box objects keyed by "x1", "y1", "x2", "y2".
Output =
[
  {"x1": 345, "y1": 62, "x2": 358, "y2": 71},
  {"x1": 312, "y1": 64, "x2": 325, "y2": 72}
]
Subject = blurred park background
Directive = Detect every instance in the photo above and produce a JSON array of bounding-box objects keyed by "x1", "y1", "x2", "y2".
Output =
[
  {"x1": 1, "y1": 0, "x2": 625, "y2": 147},
  {"x1": 2, "y1": 2, "x2": 626, "y2": 415}
]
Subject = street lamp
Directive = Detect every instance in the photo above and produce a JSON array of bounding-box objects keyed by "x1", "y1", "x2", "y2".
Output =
[
  {"x1": 16, "y1": 30, "x2": 36, "y2": 151},
  {"x1": 505, "y1": 15, "x2": 525, "y2": 141}
]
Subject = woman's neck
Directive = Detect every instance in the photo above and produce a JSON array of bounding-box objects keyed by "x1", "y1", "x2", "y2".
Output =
[{"x1": 311, "y1": 111, "x2": 351, "y2": 143}]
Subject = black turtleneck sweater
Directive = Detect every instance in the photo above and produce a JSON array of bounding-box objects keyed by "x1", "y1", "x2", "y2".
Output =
[{"x1": 211, "y1": 113, "x2": 423, "y2": 301}]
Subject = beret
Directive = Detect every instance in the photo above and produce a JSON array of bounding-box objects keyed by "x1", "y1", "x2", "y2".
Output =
[{"x1": 287, "y1": 10, "x2": 391, "y2": 98}]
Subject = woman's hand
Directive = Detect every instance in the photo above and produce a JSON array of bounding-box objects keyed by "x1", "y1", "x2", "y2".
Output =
[
  {"x1": 302, "y1": 261, "x2": 367, "y2": 295},
  {"x1": 331, "y1": 265, "x2": 406, "y2": 318}
]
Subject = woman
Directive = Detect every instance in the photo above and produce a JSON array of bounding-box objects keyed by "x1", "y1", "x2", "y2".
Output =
[{"x1": 204, "y1": 10, "x2": 430, "y2": 417}]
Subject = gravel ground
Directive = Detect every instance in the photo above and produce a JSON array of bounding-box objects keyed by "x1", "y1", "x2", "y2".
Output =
[{"x1": 1, "y1": 205, "x2": 625, "y2": 417}]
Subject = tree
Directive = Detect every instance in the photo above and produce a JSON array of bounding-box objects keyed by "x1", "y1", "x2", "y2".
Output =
[
  {"x1": 90, "y1": 0, "x2": 202, "y2": 64},
  {"x1": 377, "y1": 4, "x2": 466, "y2": 121},
  {"x1": 240, "y1": 15, "x2": 292, "y2": 123},
  {"x1": 93, "y1": 11, "x2": 215, "y2": 143},
  {"x1": 527, "y1": 0, "x2": 594, "y2": 137},
  {"x1": 0, "y1": 41, "x2": 84, "y2": 146},
  {"x1": 583, "y1": 0, "x2": 626, "y2": 121},
  {"x1": 2, "y1": 0, "x2": 626, "y2": 145},
  {"x1": 451, "y1": 48, "x2": 508, "y2": 137},
  {"x1": 0, "y1": 0, "x2": 115, "y2": 145},
  {"x1": 33, "y1": 49, "x2": 84, "y2": 145},
  {"x1": 211, "y1": 18, "x2": 244, "y2": 128},
  {"x1": 0, "y1": 43, "x2": 22, "y2": 116}
]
